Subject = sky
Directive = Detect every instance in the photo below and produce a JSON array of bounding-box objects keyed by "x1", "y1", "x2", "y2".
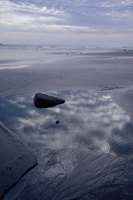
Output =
[{"x1": 0, "y1": 0, "x2": 133, "y2": 45}]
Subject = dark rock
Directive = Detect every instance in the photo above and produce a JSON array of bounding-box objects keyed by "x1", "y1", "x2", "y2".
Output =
[
  {"x1": 34, "y1": 93, "x2": 65, "y2": 108},
  {"x1": 56, "y1": 120, "x2": 60, "y2": 124}
]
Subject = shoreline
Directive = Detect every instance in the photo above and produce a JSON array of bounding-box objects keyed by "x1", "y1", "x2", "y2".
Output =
[
  {"x1": 0, "y1": 48, "x2": 133, "y2": 119},
  {"x1": 0, "y1": 47, "x2": 133, "y2": 199}
]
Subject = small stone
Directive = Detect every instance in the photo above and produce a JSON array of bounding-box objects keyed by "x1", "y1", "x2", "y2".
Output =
[{"x1": 56, "y1": 120, "x2": 60, "y2": 124}]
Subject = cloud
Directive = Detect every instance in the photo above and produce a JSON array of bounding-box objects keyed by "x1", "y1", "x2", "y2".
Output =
[
  {"x1": 0, "y1": 0, "x2": 133, "y2": 44},
  {"x1": 0, "y1": 90, "x2": 132, "y2": 155}
]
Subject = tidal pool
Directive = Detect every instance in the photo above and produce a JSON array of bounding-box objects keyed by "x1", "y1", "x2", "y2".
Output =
[
  {"x1": 0, "y1": 90, "x2": 133, "y2": 200},
  {"x1": 0, "y1": 90, "x2": 133, "y2": 156}
]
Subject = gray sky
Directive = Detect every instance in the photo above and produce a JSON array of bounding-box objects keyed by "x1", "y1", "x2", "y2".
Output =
[{"x1": 0, "y1": 0, "x2": 133, "y2": 45}]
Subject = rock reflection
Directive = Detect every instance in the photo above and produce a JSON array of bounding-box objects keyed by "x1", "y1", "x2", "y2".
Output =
[{"x1": 0, "y1": 90, "x2": 133, "y2": 156}]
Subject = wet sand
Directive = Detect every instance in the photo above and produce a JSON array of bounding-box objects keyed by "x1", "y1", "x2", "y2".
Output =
[
  {"x1": 0, "y1": 48, "x2": 133, "y2": 118},
  {"x1": 0, "y1": 48, "x2": 133, "y2": 199}
]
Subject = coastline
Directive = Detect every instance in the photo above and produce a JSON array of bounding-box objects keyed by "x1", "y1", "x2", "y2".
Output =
[
  {"x1": 0, "y1": 46, "x2": 133, "y2": 199},
  {"x1": 0, "y1": 47, "x2": 133, "y2": 118}
]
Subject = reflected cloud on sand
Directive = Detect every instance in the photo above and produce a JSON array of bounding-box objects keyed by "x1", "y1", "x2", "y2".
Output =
[{"x1": 0, "y1": 90, "x2": 133, "y2": 156}]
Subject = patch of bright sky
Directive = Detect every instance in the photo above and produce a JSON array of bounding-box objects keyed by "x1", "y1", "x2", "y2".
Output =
[{"x1": 0, "y1": 0, "x2": 133, "y2": 45}]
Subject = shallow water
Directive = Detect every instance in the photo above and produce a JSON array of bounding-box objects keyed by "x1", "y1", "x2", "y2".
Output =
[
  {"x1": 0, "y1": 90, "x2": 133, "y2": 156},
  {"x1": 0, "y1": 90, "x2": 133, "y2": 199}
]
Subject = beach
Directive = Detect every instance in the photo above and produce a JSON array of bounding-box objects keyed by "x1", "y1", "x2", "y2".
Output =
[
  {"x1": 0, "y1": 45, "x2": 133, "y2": 199},
  {"x1": 0, "y1": 47, "x2": 133, "y2": 95}
]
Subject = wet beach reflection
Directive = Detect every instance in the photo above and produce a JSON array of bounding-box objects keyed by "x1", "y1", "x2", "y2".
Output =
[{"x1": 0, "y1": 90, "x2": 133, "y2": 156}]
